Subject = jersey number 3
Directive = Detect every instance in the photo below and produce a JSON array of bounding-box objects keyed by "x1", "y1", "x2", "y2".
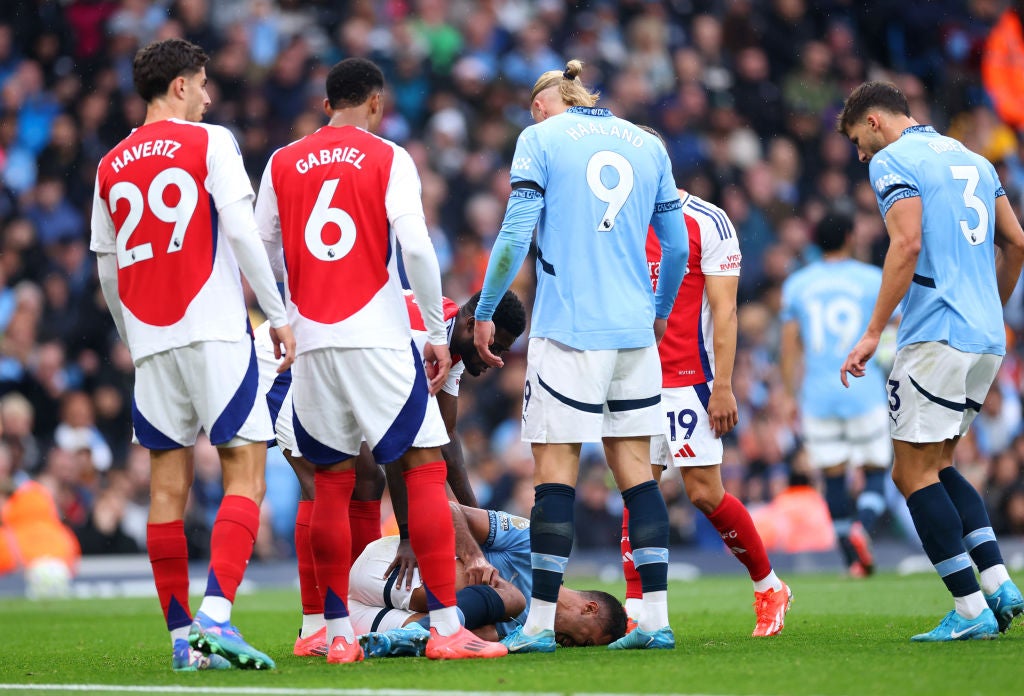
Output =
[
  {"x1": 950, "y1": 165, "x2": 988, "y2": 246},
  {"x1": 110, "y1": 167, "x2": 198, "y2": 269}
]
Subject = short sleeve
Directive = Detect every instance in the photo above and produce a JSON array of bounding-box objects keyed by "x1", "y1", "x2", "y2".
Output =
[
  {"x1": 482, "y1": 510, "x2": 531, "y2": 552},
  {"x1": 869, "y1": 151, "x2": 920, "y2": 217},
  {"x1": 509, "y1": 126, "x2": 547, "y2": 192},
  {"x1": 206, "y1": 125, "x2": 255, "y2": 210},
  {"x1": 441, "y1": 360, "x2": 465, "y2": 397},
  {"x1": 653, "y1": 143, "x2": 680, "y2": 209},
  {"x1": 384, "y1": 144, "x2": 426, "y2": 223},
  {"x1": 90, "y1": 171, "x2": 116, "y2": 254},
  {"x1": 693, "y1": 201, "x2": 741, "y2": 277}
]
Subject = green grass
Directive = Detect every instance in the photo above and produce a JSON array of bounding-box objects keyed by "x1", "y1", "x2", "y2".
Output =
[{"x1": 2, "y1": 573, "x2": 1023, "y2": 695}]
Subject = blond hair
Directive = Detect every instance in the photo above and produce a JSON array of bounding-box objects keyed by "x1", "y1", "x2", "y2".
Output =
[{"x1": 530, "y1": 59, "x2": 599, "y2": 107}]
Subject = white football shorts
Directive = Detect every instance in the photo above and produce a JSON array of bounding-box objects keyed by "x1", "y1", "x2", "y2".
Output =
[
  {"x1": 887, "y1": 341, "x2": 1001, "y2": 443},
  {"x1": 650, "y1": 383, "x2": 724, "y2": 468},
  {"x1": 255, "y1": 343, "x2": 299, "y2": 456},
  {"x1": 522, "y1": 338, "x2": 662, "y2": 443},
  {"x1": 290, "y1": 343, "x2": 448, "y2": 465},
  {"x1": 348, "y1": 536, "x2": 420, "y2": 634},
  {"x1": 802, "y1": 406, "x2": 892, "y2": 469},
  {"x1": 132, "y1": 335, "x2": 272, "y2": 449}
]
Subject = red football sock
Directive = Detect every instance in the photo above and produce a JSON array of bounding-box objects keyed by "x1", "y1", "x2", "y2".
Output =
[
  {"x1": 147, "y1": 520, "x2": 192, "y2": 631},
  {"x1": 311, "y1": 469, "x2": 355, "y2": 619},
  {"x1": 620, "y1": 507, "x2": 643, "y2": 600},
  {"x1": 403, "y1": 461, "x2": 456, "y2": 609},
  {"x1": 349, "y1": 498, "x2": 382, "y2": 562},
  {"x1": 707, "y1": 493, "x2": 772, "y2": 582},
  {"x1": 207, "y1": 495, "x2": 259, "y2": 602},
  {"x1": 295, "y1": 500, "x2": 322, "y2": 615}
]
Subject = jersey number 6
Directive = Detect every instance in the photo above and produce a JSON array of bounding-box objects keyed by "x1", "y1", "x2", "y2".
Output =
[{"x1": 305, "y1": 178, "x2": 357, "y2": 262}]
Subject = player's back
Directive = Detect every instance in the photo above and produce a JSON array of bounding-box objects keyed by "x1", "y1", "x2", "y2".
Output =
[
  {"x1": 480, "y1": 510, "x2": 531, "y2": 636},
  {"x1": 517, "y1": 107, "x2": 676, "y2": 350},
  {"x1": 781, "y1": 259, "x2": 885, "y2": 418},
  {"x1": 871, "y1": 126, "x2": 1004, "y2": 355},
  {"x1": 267, "y1": 125, "x2": 413, "y2": 353},
  {"x1": 93, "y1": 119, "x2": 251, "y2": 360}
]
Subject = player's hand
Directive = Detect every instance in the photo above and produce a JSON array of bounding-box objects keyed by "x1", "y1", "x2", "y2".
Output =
[
  {"x1": 385, "y1": 538, "x2": 419, "y2": 590},
  {"x1": 708, "y1": 385, "x2": 738, "y2": 438},
  {"x1": 473, "y1": 318, "x2": 504, "y2": 368},
  {"x1": 654, "y1": 318, "x2": 668, "y2": 345},
  {"x1": 840, "y1": 332, "x2": 879, "y2": 388},
  {"x1": 269, "y1": 324, "x2": 296, "y2": 373},
  {"x1": 423, "y1": 342, "x2": 452, "y2": 396},
  {"x1": 463, "y1": 555, "x2": 499, "y2": 587}
]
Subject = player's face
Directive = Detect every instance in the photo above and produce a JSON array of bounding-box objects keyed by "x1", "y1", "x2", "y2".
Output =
[
  {"x1": 554, "y1": 614, "x2": 610, "y2": 648},
  {"x1": 182, "y1": 67, "x2": 210, "y2": 122},
  {"x1": 844, "y1": 119, "x2": 886, "y2": 163}
]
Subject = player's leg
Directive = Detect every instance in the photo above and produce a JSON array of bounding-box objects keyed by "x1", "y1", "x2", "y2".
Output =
[
  {"x1": 888, "y1": 343, "x2": 998, "y2": 641},
  {"x1": 940, "y1": 355, "x2": 1022, "y2": 632},
  {"x1": 350, "y1": 442, "x2": 385, "y2": 562},
  {"x1": 848, "y1": 407, "x2": 892, "y2": 576},
  {"x1": 349, "y1": 342, "x2": 503, "y2": 660},
  {"x1": 134, "y1": 349, "x2": 230, "y2": 671},
  {"x1": 620, "y1": 461, "x2": 662, "y2": 630},
  {"x1": 283, "y1": 450, "x2": 327, "y2": 655},
  {"x1": 603, "y1": 344, "x2": 674, "y2": 650},
  {"x1": 289, "y1": 348, "x2": 365, "y2": 663},
  {"x1": 803, "y1": 415, "x2": 863, "y2": 573},
  {"x1": 502, "y1": 339, "x2": 610, "y2": 653}
]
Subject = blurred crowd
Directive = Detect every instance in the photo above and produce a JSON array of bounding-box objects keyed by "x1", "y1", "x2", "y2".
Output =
[{"x1": 3, "y1": 0, "x2": 1024, "y2": 569}]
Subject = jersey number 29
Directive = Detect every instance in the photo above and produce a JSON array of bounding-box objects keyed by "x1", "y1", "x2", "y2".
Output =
[{"x1": 110, "y1": 167, "x2": 198, "y2": 269}]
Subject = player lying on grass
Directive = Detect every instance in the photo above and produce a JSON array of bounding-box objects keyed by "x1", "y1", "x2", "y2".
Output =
[
  {"x1": 254, "y1": 289, "x2": 526, "y2": 655},
  {"x1": 351, "y1": 501, "x2": 627, "y2": 656}
]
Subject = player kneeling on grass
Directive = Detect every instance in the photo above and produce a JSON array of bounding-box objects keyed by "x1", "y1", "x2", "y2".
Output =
[
  {"x1": 253, "y1": 289, "x2": 526, "y2": 656},
  {"x1": 350, "y1": 502, "x2": 626, "y2": 655}
]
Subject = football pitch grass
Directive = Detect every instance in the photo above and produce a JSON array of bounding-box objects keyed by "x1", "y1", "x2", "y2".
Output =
[{"x1": 2, "y1": 573, "x2": 1022, "y2": 696}]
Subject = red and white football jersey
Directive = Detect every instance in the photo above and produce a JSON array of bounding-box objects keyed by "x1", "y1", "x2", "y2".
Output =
[
  {"x1": 91, "y1": 119, "x2": 255, "y2": 361},
  {"x1": 256, "y1": 125, "x2": 426, "y2": 354},
  {"x1": 404, "y1": 291, "x2": 465, "y2": 396},
  {"x1": 647, "y1": 192, "x2": 741, "y2": 388}
]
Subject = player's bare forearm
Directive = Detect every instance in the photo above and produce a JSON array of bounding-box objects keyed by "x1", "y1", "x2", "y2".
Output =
[
  {"x1": 385, "y1": 461, "x2": 409, "y2": 530},
  {"x1": 706, "y1": 275, "x2": 738, "y2": 389},
  {"x1": 450, "y1": 502, "x2": 498, "y2": 586},
  {"x1": 994, "y1": 195, "x2": 1024, "y2": 305},
  {"x1": 870, "y1": 198, "x2": 922, "y2": 336},
  {"x1": 442, "y1": 436, "x2": 479, "y2": 508},
  {"x1": 779, "y1": 321, "x2": 802, "y2": 398}
]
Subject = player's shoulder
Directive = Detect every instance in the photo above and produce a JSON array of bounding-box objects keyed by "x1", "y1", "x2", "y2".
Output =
[{"x1": 682, "y1": 194, "x2": 734, "y2": 240}]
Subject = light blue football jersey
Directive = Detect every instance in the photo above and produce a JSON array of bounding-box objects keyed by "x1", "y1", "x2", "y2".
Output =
[
  {"x1": 477, "y1": 106, "x2": 686, "y2": 350},
  {"x1": 870, "y1": 125, "x2": 1006, "y2": 355},
  {"x1": 480, "y1": 509, "x2": 532, "y2": 638},
  {"x1": 781, "y1": 259, "x2": 886, "y2": 419}
]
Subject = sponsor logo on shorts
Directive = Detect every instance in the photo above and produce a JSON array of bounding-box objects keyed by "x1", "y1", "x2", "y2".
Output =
[{"x1": 673, "y1": 444, "x2": 697, "y2": 458}]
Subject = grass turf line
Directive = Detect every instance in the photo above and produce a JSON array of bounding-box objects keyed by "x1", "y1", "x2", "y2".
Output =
[{"x1": 1, "y1": 573, "x2": 1021, "y2": 695}]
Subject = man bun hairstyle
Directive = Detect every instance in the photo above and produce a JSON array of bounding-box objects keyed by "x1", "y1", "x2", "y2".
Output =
[
  {"x1": 836, "y1": 80, "x2": 910, "y2": 135},
  {"x1": 531, "y1": 59, "x2": 600, "y2": 108},
  {"x1": 133, "y1": 38, "x2": 208, "y2": 103},
  {"x1": 326, "y1": 57, "x2": 385, "y2": 110}
]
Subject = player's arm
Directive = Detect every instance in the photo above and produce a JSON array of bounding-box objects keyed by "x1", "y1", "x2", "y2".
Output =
[
  {"x1": 450, "y1": 502, "x2": 499, "y2": 587},
  {"x1": 90, "y1": 178, "x2": 128, "y2": 344},
  {"x1": 993, "y1": 193, "x2": 1024, "y2": 305},
  {"x1": 779, "y1": 320, "x2": 803, "y2": 399},
  {"x1": 705, "y1": 274, "x2": 739, "y2": 437},
  {"x1": 841, "y1": 196, "x2": 921, "y2": 386},
  {"x1": 475, "y1": 129, "x2": 544, "y2": 365},
  {"x1": 649, "y1": 174, "x2": 688, "y2": 342},
  {"x1": 387, "y1": 147, "x2": 450, "y2": 393},
  {"x1": 254, "y1": 156, "x2": 286, "y2": 284},
  {"x1": 438, "y1": 391, "x2": 478, "y2": 507}
]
